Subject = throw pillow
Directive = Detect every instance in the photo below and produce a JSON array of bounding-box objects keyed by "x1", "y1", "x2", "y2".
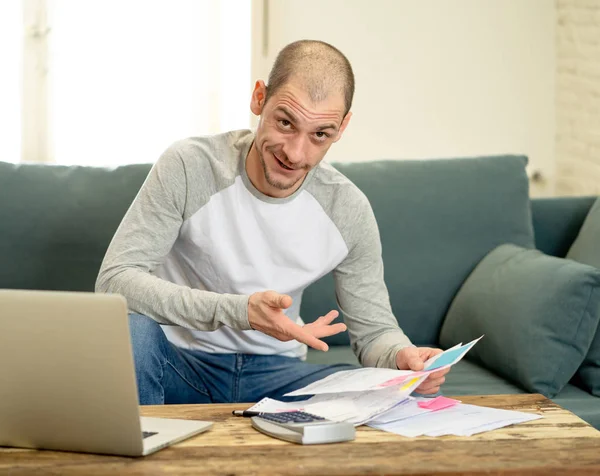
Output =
[
  {"x1": 566, "y1": 197, "x2": 600, "y2": 396},
  {"x1": 439, "y1": 244, "x2": 600, "y2": 398}
]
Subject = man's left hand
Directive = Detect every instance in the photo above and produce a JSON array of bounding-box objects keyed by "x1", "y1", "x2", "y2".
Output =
[{"x1": 396, "y1": 346, "x2": 450, "y2": 395}]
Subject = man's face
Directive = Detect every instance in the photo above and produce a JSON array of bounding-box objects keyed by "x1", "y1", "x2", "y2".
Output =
[{"x1": 248, "y1": 79, "x2": 351, "y2": 197}]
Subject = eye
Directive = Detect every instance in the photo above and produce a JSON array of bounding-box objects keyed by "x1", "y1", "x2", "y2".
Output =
[
  {"x1": 315, "y1": 131, "x2": 330, "y2": 141},
  {"x1": 279, "y1": 119, "x2": 292, "y2": 129}
]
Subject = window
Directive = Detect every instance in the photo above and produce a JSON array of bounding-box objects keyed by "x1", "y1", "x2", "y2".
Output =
[
  {"x1": 2, "y1": 0, "x2": 251, "y2": 166},
  {"x1": 0, "y1": 2, "x2": 23, "y2": 164}
]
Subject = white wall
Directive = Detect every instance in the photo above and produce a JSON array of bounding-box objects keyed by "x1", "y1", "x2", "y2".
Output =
[
  {"x1": 556, "y1": 0, "x2": 600, "y2": 196},
  {"x1": 252, "y1": 0, "x2": 556, "y2": 196}
]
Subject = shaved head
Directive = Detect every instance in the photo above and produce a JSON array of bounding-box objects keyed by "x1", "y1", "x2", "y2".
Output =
[{"x1": 265, "y1": 40, "x2": 355, "y2": 115}]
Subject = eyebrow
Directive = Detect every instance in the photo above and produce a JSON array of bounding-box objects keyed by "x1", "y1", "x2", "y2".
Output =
[{"x1": 275, "y1": 107, "x2": 338, "y2": 132}]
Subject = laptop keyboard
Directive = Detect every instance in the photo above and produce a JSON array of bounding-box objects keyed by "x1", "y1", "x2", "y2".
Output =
[{"x1": 142, "y1": 431, "x2": 158, "y2": 439}]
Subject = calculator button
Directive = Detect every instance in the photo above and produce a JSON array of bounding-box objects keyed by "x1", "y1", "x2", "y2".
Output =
[
  {"x1": 259, "y1": 411, "x2": 327, "y2": 423},
  {"x1": 306, "y1": 414, "x2": 326, "y2": 420}
]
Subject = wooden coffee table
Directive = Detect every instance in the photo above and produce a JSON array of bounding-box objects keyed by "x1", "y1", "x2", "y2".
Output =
[{"x1": 1, "y1": 394, "x2": 599, "y2": 475}]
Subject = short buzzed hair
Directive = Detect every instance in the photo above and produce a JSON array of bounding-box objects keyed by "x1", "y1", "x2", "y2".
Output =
[{"x1": 265, "y1": 40, "x2": 355, "y2": 115}]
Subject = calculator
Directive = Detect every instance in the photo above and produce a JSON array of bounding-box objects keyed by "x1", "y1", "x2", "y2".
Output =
[{"x1": 250, "y1": 411, "x2": 355, "y2": 445}]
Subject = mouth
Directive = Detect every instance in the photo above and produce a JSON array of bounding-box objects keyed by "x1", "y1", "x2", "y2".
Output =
[{"x1": 273, "y1": 153, "x2": 294, "y2": 172}]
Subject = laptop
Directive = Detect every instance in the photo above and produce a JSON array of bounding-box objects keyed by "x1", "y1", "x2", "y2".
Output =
[{"x1": 0, "y1": 289, "x2": 213, "y2": 456}]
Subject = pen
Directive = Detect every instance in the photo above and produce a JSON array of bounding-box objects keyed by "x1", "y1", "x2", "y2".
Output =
[{"x1": 232, "y1": 410, "x2": 262, "y2": 417}]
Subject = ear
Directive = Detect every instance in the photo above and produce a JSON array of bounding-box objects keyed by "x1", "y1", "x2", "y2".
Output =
[
  {"x1": 333, "y1": 112, "x2": 352, "y2": 143},
  {"x1": 250, "y1": 80, "x2": 268, "y2": 116}
]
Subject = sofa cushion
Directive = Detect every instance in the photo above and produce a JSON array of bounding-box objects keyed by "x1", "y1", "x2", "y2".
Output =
[
  {"x1": 551, "y1": 383, "x2": 600, "y2": 430},
  {"x1": 566, "y1": 197, "x2": 600, "y2": 396},
  {"x1": 439, "y1": 244, "x2": 600, "y2": 398},
  {"x1": 302, "y1": 155, "x2": 535, "y2": 346},
  {"x1": 0, "y1": 161, "x2": 152, "y2": 292},
  {"x1": 306, "y1": 346, "x2": 360, "y2": 366},
  {"x1": 441, "y1": 358, "x2": 526, "y2": 396},
  {"x1": 573, "y1": 321, "x2": 600, "y2": 398}
]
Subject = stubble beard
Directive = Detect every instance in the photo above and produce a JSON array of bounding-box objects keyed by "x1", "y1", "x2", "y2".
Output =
[{"x1": 258, "y1": 148, "x2": 305, "y2": 191}]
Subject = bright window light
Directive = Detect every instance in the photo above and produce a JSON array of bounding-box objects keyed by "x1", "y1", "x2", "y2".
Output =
[
  {"x1": 49, "y1": 0, "x2": 251, "y2": 166},
  {"x1": 0, "y1": 2, "x2": 23, "y2": 164}
]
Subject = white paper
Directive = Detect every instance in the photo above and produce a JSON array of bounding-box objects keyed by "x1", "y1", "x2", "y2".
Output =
[
  {"x1": 369, "y1": 397, "x2": 433, "y2": 425},
  {"x1": 302, "y1": 400, "x2": 359, "y2": 422},
  {"x1": 248, "y1": 373, "x2": 541, "y2": 437},
  {"x1": 285, "y1": 337, "x2": 482, "y2": 397},
  {"x1": 247, "y1": 396, "x2": 364, "y2": 424},
  {"x1": 247, "y1": 374, "x2": 427, "y2": 425},
  {"x1": 303, "y1": 377, "x2": 427, "y2": 425},
  {"x1": 369, "y1": 403, "x2": 542, "y2": 437},
  {"x1": 283, "y1": 367, "x2": 415, "y2": 396},
  {"x1": 248, "y1": 397, "x2": 307, "y2": 413}
]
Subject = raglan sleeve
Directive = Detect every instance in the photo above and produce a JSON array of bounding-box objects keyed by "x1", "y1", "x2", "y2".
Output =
[
  {"x1": 95, "y1": 143, "x2": 251, "y2": 331},
  {"x1": 332, "y1": 192, "x2": 413, "y2": 368}
]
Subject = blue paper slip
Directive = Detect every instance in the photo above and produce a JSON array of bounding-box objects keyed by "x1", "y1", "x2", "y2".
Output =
[{"x1": 424, "y1": 337, "x2": 482, "y2": 371}]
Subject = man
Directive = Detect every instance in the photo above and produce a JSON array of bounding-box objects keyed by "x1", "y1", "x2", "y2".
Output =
[{"x1": 96, "y1": 40, "x2": 449, "y2": 405}]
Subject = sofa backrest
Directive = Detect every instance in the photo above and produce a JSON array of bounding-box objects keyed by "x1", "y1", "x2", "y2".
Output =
[
  {"x1": 0, "y1": 159, "x2": 596, "y2": 347},
  {"x1": 0, "y1": 161, "x2": 151, "y2": 292},
  {"x1": 531, "y1": 196, "x2": 596, "y2": 258}
]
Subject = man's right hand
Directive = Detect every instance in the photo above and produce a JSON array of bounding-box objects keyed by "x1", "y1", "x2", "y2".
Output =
[{"x1": 248, "y1": 290, "x2": 346, "y2": 351}]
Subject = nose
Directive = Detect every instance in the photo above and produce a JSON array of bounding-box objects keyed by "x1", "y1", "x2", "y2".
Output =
[{"x1": 283, "y1": 135, "x2": 307, "y2": 165}]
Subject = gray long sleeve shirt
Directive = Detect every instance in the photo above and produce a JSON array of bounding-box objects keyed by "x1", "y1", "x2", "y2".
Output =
[{"x1": 96, "y1": 130, "x2": 412, "y2": 368}]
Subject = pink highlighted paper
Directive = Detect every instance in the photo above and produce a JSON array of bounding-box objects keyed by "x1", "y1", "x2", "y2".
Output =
[
  {"x1": 417, "y1": 396, "x2": 461, "y2": 411},
  {"x1": 378, "y1": 372, "x2": 426, "y2": 388}
]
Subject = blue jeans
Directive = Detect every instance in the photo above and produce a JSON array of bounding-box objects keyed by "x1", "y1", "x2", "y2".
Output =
[{"x1": 128, "y1": 313, "x2": 358, "y2": 405}]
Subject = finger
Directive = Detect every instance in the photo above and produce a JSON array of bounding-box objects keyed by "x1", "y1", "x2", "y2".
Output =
[
  {"x1": 404, "y1": 348, "x2": 425, "y2": 371},
  {"x1": 312, "y1": 310, "x2": 339, "y2": 325},
  {"x1": 429, "y1": 368, "x2": 451, "y2": 379},
  {"x1": 429, "y1": 376, "x2": 446, "y2": 387},
  {"x1": 419, "y1": 376, "x2": 445, "y2": 391},
  {"x1": 282, "y1": 319, "x2": 329, "y2": 352},
  {"x1": 415, "y1": 385, "x2": 441, "y2": 395},
  {"x1": 307, "y1": 322, "x2": 347, "y2": 338},
  {"x1": 422, "y1": 347, "x2": 443, "y2": 357},
  {"x1": 267, "y1": 292, "x2": 292, "y2": 309},
  {"x1": 419, "y1": 347, "x2": 443, "y2": 362}
]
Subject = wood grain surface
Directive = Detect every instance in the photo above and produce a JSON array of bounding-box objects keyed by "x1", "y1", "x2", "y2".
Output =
[{"x1": 1, "y1": 394, "x2": 599, "y2": 475}]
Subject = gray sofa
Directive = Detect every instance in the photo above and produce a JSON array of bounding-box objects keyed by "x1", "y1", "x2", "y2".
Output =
[{"x1": 1, "y1": 155, "x2": 598, "y2": 429}]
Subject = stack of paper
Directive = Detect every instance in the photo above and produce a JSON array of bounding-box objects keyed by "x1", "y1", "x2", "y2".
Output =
[
  {"x1": 247, "y1": 336, "x2": 542, "y2": 436},
  {"x1": 251, "y1": 384, "x2": 420, "y2": 425},
  {"x1": 369, "y1": 399, "x2": 541, "y2": 437}
]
